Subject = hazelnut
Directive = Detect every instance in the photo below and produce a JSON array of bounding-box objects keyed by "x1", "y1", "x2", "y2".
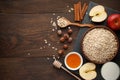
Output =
[
  {"x1": 58, "y1": 49, "x2": 64, "y2": 56},
  {"x1": 60, "y1": 37, "x2": 65, "y2": 43},
  {"x1": 68, "y1": 29, "x2": 73, "y2": 34},
  {"x1": 63, "y1": 44, "x2": 68, "y2": 50},
  {"x1": 57, "y1": 30, "x2": 62, "y2": 36},
  {"x1": 68, "y1": 37, "x2": 73, "y2": 43},
  {"x1": 63, "y1": 33, "x2": 69, "y2": 40}
]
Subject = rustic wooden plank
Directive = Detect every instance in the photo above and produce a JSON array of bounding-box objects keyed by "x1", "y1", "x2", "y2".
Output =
[
  {"x1": 0, "y1": 0, "x2": 120, "y2": 80},
  {"x1": 0, "y1": 57, "x2": 76, "y2": 80},
  {"x1": 0, "y1": 0, "x2": 78, "y2": 13},
  {"x1": 0, "y1": 13, "x2": 79, "y2": 57},
  {"x1": 0, "y1": 0, "x2": 119, "y2": 14}
]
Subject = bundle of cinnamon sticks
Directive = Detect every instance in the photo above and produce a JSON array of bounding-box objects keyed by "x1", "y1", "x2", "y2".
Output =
[{"x1": 74, "y1": 1, "x2": 88, "y2": 22}]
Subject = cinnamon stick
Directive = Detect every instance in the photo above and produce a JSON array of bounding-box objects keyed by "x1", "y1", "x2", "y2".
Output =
[
  {"x1": 74, "y1": 3, "x2": 80, "y2": 21},
  {"x1": 74, "y1": 2, "x2": 88, "y2": 22},
  {"x1": 81, "y1": 3, "x2": 88, "y2": 19},
  {"x1": 83, "y1": 5, "x2": 88, "y2": 17},
  {"x1": 74, "y1": 4, "x2": 77, "y2": 21},
  {"x1": 76, "y1": 3, "x2": 80, "y2": 21},
  {"x1": 78, "y1": 1, "x2": 82, "y2": 21}
]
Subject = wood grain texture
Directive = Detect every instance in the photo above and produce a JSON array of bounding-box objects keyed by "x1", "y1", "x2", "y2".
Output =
[
  {"x1": 0, "y1": 13, "x2": 79, "y2": 57},
  {"x1": 0, "y1": 0, "x2": 78, "y2": 13},
  {"x1": 0, "y1": 57, "x2": 74, "y2": 80},
  {"x1": 0, "y1": 0, "x2": 119, "y2": 14},
  {"x1": 0, "y1": 0, "x2": 120, "y2": 80}
]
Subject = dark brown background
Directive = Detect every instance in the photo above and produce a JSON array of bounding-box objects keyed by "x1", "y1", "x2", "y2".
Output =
[{"x1": 0, "y1": 0, "x2": 120, "y2": 80}]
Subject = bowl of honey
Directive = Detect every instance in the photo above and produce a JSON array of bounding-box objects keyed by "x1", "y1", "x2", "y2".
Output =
[{"x1": 64, "y1": 52, "x2": 83, "y2": 70}]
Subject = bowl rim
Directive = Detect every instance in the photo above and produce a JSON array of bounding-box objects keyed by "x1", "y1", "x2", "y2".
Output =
[
  {"x1": 64, "y1": 51, "x2": 83, "y2": 70},
  {"x1": 81, "y1": 26, "x2": 119, "y2": 64}
]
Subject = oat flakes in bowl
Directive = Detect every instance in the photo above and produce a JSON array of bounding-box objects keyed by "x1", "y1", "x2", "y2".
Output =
[{"x1": 81, "y1": 26, "x2": 119, "y2": 64}]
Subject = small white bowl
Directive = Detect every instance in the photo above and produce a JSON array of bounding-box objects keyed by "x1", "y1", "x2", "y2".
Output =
[
  {"x1": 101, "y1": 62, "x2": 120, "y2": 80},
  {"x1": 64, "y1": 52, "x2": 83, "y2": 70}
]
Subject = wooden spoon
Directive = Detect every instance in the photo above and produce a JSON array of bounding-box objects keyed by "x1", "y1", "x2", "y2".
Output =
[{"x1": 57, "y1": 17, "x2": 94, "y2": 28}]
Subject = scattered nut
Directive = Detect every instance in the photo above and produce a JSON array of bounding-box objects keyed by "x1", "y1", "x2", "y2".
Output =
[
  {"x1": 58, "y1": 49, "x2": 64, "y2": 56},
  {"x1": 63, "y1": 44, "x2": 68, "y2": 50},
  {"x1": 68, "y1": 37, "x2": 73, "y2": 43},
  {"x1": 60, "y1": 37, "x2": 65, "y2": 43},
  {"x1": 63, "y1": 33, "x2": 69, "y2": 40},
  {"x1": 57, "y1": 30, "x2": 62, "y2": 36},
  {"x1": 68, "y1": 29, "x2": 73, "y2": 34}
]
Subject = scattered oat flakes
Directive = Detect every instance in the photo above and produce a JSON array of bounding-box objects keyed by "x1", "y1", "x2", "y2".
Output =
[
  {"x1": 57, "y1": 16, "x2": 61, "y2": 20},
  {"x1": 52, "y1": 55, "x2": 56, "y2": 60},
  {"x1": 47, "y1": 57, "x2": 50, "y2": 60},
  {"x1": 68, "y1": 10, "x2": 71, "y2": 13},
  {"x1": 45, "y1": 41, "x2": 47, "y2": 44},
  {"x1": 28, "y1": 53, "x2": 31, "y2": 56},
  {"x1": 50, "y1": 18, "x2": 53, "y2": 23},
  {"x1": 44, "y1": 39, "x2": 48, "y2": 44},
  {"x1": 52, "y1": 22, "x2": 57, "y2": 27},
  {"x1": 52, "y1": 47, "x2": 55, "y2": 49},
  {"x1": 68, "y1": 27, "x2": 71, "y2": 29},
  {"x1": 53, "y1": 13, "x2": 56, "y2": 15},
  {"x1": 48, "y1": 43, "x2": 51, "y2": 46},
  {"x1": 40, "y1": 47, "x2": 43, "y2": 49},
  {"x1": 52, "y1": 28, "x2": 55, "y2": 32},
  {"x1": 67, "y1": 5, "x2": 69, "y2": 8},
  {"x1": 44, "y1": 39, "x2": 47, "y2": 42},
  {"x1": 55, "y1": 48, "x2": 58, "y2": 51},
  {"x1": 57, "y1": 56, "x2": 60, "y2": 59},
  {"x1": 55, "y1": 26, "x2": 57, "y2": 30},
  {"x1": 70, "y1": 7, "x2": 74, "y2": 11}
]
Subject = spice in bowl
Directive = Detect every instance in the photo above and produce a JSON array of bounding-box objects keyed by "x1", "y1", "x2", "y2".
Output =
[{"x1": 64, "y1": 52, "x2": 83, "y2": 70}]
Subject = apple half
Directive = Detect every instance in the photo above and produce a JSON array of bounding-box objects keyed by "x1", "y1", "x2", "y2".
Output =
[{"x1": 89, "y1": 5, "x2": 107, "y2": 22}]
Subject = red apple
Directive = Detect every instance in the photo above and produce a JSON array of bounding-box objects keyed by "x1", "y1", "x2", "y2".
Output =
[{"x1": 107, "y1": 14, "x2": 120, "y2": 30}]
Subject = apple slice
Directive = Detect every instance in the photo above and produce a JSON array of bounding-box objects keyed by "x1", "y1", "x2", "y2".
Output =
[
  {"x1": 89, "y1": 5, "x2": 107, "y2": 22},
  {"x1": 79, "y1": 62, "x2": 97, "y2": 80},
  {"x1": 89, "y1": 5, "x2": 105, "y2": 16},
  {"x1": 91, "y1": 11, "x2": 107, "y2": 22}
]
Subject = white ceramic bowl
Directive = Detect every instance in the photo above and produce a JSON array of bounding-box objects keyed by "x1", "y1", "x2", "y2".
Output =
[
  {"x1": 101, "y1": 62, "x2": 120, "y2": 80},
  {"x1": 64, "y1": 52, "x2": 83, "y2": 70}
]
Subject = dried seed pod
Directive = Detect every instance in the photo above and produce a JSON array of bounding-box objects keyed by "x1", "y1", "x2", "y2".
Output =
[
  {"x1": 60, "y1": 37, "x2": 65, "y2": 43},
  {"x1": 63, "y1": 33, "x2": 69, "y2": 40},
  {"x1": 68, "y1": 37, "x2": 73, "y2": 43},
  {"x1": 57, "y1": 30, "x2": 62, "y2": 36},
  {"x1": 68, "y1": 29, "x2": 73, "y2": 34},
  {"x1": 63, "y1": 44, "x2": 68, "y2": 50}
]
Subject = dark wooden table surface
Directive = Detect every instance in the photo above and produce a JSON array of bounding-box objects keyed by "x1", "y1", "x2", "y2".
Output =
[{"x1": 0, "y1": 0, "x2": 120, "y2": 80}]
